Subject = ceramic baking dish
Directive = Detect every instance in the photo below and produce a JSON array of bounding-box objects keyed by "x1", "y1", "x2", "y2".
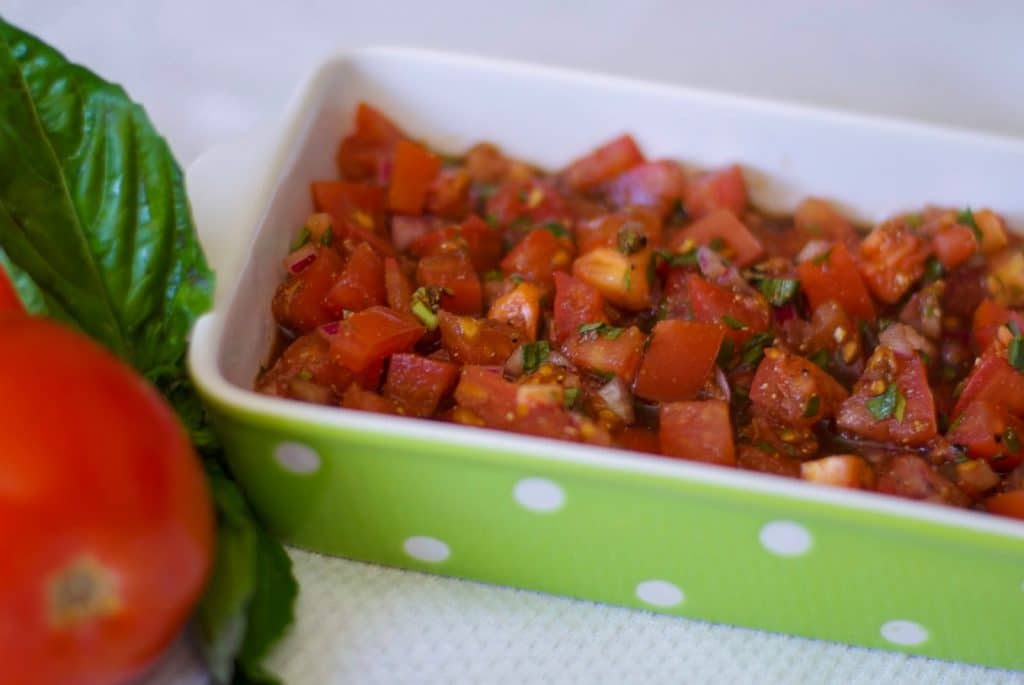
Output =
[{"x1": 186, "y1": 47, "x2": 1024, "y2": 670}]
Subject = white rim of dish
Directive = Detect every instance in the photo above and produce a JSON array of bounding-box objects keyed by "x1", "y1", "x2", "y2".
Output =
[{"x1": 187, "y1": 46, "x2": 1024, "y2": 542}]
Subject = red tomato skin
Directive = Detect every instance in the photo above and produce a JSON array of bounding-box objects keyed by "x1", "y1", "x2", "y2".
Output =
[
  {"x1": 604, "y1": 161, "x2": 687, "y2": 218},
  {"x1": 562, "y1": 134, "x2": 644, "y2": 190},
  {"x1": 794, "y1": 197, "x2": 855, "y2": 243},
  {"x1": 500, "y1": 228, "x2": 575, "y2": 290},
  {"x1": 634, "y1": 320, "x2": 725, "y2": 402},
  {"x1": 325, "y1": 242, "x2": 386, "y2": 314},
  {"x1": 327, "y1": 306, "x2": 426, "y2": 374},
  {"x1": 342, "y1": 384, "x2": 401, "y2": 414},
  {"x1": 837, "y1": 347, "x2": 938, "y2": 446},
  {"x1": 953, "y1": 348, "x2": 1024, "y2": 419},
  {"x1": 272, "y1": 247, "x2": 345, "y2": 333},
  {"x1": 673, "y1": 209, "x2": 765, "y2": 267},
  {"x1": 574, "y1": 207, "x2": 662, "y2": 255},
  {"x1": 683, "y1": 165, "x2": 747, "y2": 218},
  {"x1": 750, "y1": 348, "x2": 849, "y2": 428},
  {"x1": 388, "y1": 140, "x2": 442, "y2": 215},
  {"x1": 571, "y1": 247, "x2": 652, "y2": 311},
  {"x1": 383, "y1": 257, "x2": 413, "y2": 312},
  {"x1": 257, "y1": 332, "x2": 354, "y2": 402},
  {"x1": 311, "y1": 180, "x2": 387, "y2": 233},
  {"x1": 566, "y1": 325, "x2": 646, "y2": 383},
  {"x1": 687, "y1": 273, "x2": 770, "y2": 344},
  {"x1": 438, "y1": 311, "x2": 523, "y2": 365},
  {"x1": 335, "y1": 103, "x2": 405, "y2": 182},
  {"x1": 946, "y1": 400, "x2": 1024, "y2": 471},
  {"x1": 659, "y1": 400, "x2": 736, "y2": 466},
  {"x1": 488, "y1": 281, "x2": 544, "y2": 341},
  {"x1": 551, "y1": 272, "x2": 607, "y2": 345},
  {"x1": 410, "y1": 215, "x2": 503, "y2": 273},
  {"x1": 932, "y1": 222, "x2": 978, "y2": 270},
  {"x1": 858, "y1": 219, "x2": 929, "y2": 304},
  {"x1": 485, "y1": 179, "x2": 571, "y2": 228},
  {"x1": 876, "y1": 453, "x2": 969, "y2": 506},
  {"x1": 383, "y1": 353, "x2": 460, "y2": 416},
  {"x1": 796, "y1": 242, "x2": 875, "y2": 322},
  {"x1": 986, "y1": 490, "x2": 1024, "y2": 520},
  {"x1": 0, "y1": 317, "x2": 213, "y2": 685},
  {"x1": 416, "y1": 254, "x2": 483, "y2": 316},
  {"x1": 427, "y1": 167, "x2": 472, "y2": 219}
]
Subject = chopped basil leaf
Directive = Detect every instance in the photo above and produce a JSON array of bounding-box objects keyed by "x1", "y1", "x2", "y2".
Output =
[
  {"x1": 904, "y1": 213, "x2": 923, "y2": 229},
  {"x1": 290, "y1": 226, "x2": 310, "y2": 251},
  {"x1": 1009, "y1": 321, "x2": 1022, "y2": 337},
  {"x1": 732, "y1": 384, "x2": 750, "y2": 410},
  {"x1": 616, "y1": 225, "x2": 647, "y2": 255},
  {"x1": 623, "y1": 267, "x2": 633, "y2": 292},
  {"x1": 509, "y1": 275, "x2": 525, "y2": 285},
  {"x1": 544, "y1": 221, "x2": 569, "y2": 238},
  {"x1": 578, "y1": 322, "x2": 625, "y2": 340},
  {"x1": 809, "y1": 349, "x2": 830, "y2": 370},
  {"x1": 918, "y1": 349, "x2": 932, "y2": 366},
  {"x1": 1008, "y1": 334, "x2": 1024, "y2": 372},
  {"x1": 758, "y1": 278, "x2": 800, "y2": 306},
  {"x1": 866, "y1": 382, "x2": 904, "y2": 421},
  {"x1": 953, "y1": 453, "x2": 970, "y2": 464},
  {"x1": 484, "y1": 269, "x2": 504, "y2": 282},
  {"x1": 320, "y1": 227, "x2": 334, "y2": 246},
  {"x1": 654, "y1": 247, "x2": 698, "y2": 267},
  {"x1": 564, "y1": 387, "x2": 579, "y2": 409},
  {"x1": 522, "y1": 340, "x2": 550, "y2": 374},
  {"x1": 923, "y1": 257, "x2": 943, "y2": 282},
  {"x1": 740, "y1": 332, "x2": 774, "y2": 366},
  {"x1": 296, "y1": 369, "x2": 313, "y2": 381},
  {"x1": 410, "y1": 286, "x2": 443, "y2": 330},
  {"x1": 754, "y1": 439, "x2": 778, "y2": 454},
  {"x1": 802, "y1": 395, "x2": 821, "y2": 419},
  {"x1": 722, "y1": 315, "x2": 747, "y2": 330},
  {"x1": 1006, "y1": 426, "x2": 1021, "y2": 454},
  {"x1": 957, "y1": 207, "x2": 984, "y2": 244},
  {"x1": 485, "y1": 213, "x2": 500, "y2": 228},
  {"x1": 578, "y1": 322, "x2": 604, "y2": 334},
  {"x1": 604, "y1": 326, "x2": 625, "y2": 340}
]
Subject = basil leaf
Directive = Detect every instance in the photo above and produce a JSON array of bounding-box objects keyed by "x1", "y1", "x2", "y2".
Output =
[
  {"x1": 522, "y1": 340, "x2": 550, "y2": 374},
  {"x1": 0, "y1": 20, "x2": 294, "y2": 683},
  {"x1": 957, "y1": 207, "x2": 984, "y2": 244},
  {"x1": 758, "y1": 278, "x2": 800, "y2": 306},
  {"x1": 866, "y1": 382, "x2": 903, "y2": 421},
  {"x1": 802, "y1": 395, "x2": 821, "y2": 419}
]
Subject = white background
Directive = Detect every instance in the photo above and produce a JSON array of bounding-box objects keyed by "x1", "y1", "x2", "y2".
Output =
[{"x1": 7, "y1": 2, "x2": 1024, "y2": 683}]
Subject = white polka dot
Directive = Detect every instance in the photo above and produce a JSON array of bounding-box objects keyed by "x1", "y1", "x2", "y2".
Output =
[
  {"x1": 759, "y1": 520, "x2": 812, "y2": 556},
  {"x1": 513, "y1": 477, "x2": 566, "y2": 512},
  {"x1": 403, "y1": 536, "x2": 450, "y2": 563},
  {"x1": 635, "y1": 580, "x2": 685, "y2": 607},
  {"x1": 881, "y1": 620, "x2": 929, "y2": 646},
  {"x1": 274, "y1": 442, "x2": 321, "y2": 474}
]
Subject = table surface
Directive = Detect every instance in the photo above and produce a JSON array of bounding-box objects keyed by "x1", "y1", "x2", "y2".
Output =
[{"x1": 9, "y1": 2, "x2": 1024, "y2": 683}]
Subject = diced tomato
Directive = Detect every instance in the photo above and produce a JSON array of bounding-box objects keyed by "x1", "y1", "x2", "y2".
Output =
[
  {"x1": 836, "y1": 347, "x2": 937, "y2": 446},
  {"x1": 410, "y1": 215, "x2": 503, "y2": 272},
  {"x1": 876, "y1": 454, "x2": 969, "y2": 506},
  {"x1": 683, "y1": 165, "x2": 747, "y2": 219},
  {"x1": 987, "y1": 249, "x2": 1024, "y2": 308},
  {"x1": 574, "y1": 208, "x2": 662, "y2": 255},
  {"x1": 335, "y1": 104, "x2": 405, "y2": 182},
  {"x1": 271, "y1": 247, "x2": 345, "y2": 333},
  {"x1": 634, "y1": 320, "x2": 724, "y2": 402},
  {"x1": 438, "y1": 311, "x2": 522, "y2": 365},
  {"x1": 416, "y1": 254, "x2": 482, "y2": 315},
  {"x1": 324, "y1": 242, "x2": 385, "y2": 314},
  {"x1": 485, "y1": 179, "x2": 572, "y2": 228},
  {"x1": 736, "y1": 444, "x2": 801, "y2": 477},
  {"x1": 326, "y1": 306, "x2": 425, "y2": 374},
  {"x1": 687, "y1": 273, "x2": 770, "y2": 344},
  {"x1": 566, "y1": 325, "x2": 646, "y2": 383},
  {"x1": 946, "y1": 400, "x2": 1024, "y2": 471},
  {"x1": 488, "y1": 281, "x2": 544, "y2": 341},
  {"x1": 932, "y1": 222, "x2": 978, "y2": 270},
  {"x1": 454, "y1": 367, "x2": 577, "y2": 441},
  {"x1": 971, "y1": 299, "x2": 1024, "y2": 353},
  {"x1": 659, "y1": 400, "x2": 735, "y2": 466},
  {"x1": 673, "y1": 209, "x2": 764, "y2": 267},
  {"x1": 383, "y1": 353, "x2": 460, "y2": 417},
  {"x1": 383, "y1": 257, "x2": 413, "y2": 312},
  {"x1": 561, "y1": 134, "x2": 644, "y2": 191},
  {"x1": 604, "y1": 160, "x2": 687, "y2": 218},
  {"x1": 858, "y1": 219, "x2": 930, "y2": 304},
  {"x1": 616, "y1": 426, "x2": 661, "y2": 454},
  {"x1": 341, "y1": 384, "x2": 401, "y2": 414},
  {"x1": 796, "y1": 242, "x2": 875, "y2": 321},
  {"x1": 794, "y1": 197, "x2": 856, "y2": 243},
  {"x1": 974, "y1": 209, "x2": 1010, "y2": 254},
  {"x1": 311, "y1": 181, "x2": 387, "y2": 234},
  {"x1": 572, "y1": 247, "x2": 652, "y2": 311},
  {"x1": 801, "y1": 455, "x2": 874, "y2": 490},
  {"x1": 985, "y1": 490, "x2": 1024, "y2": 520},
  {"x1": 551, "y1": 272, "x2": 607, "y2": 345},
  {"x1": 500, "y1": 228, "x2": 574, "y2": 289},
  {"x1": 256, "y1": 333, "x2": 354, "y2": 402},
  {"x1": 953, "y1": 347, "x2": 1024, "y2": 419},
  {"x1": 750, "y1": 348, "x2": 849, "y2": 427},
  {"x1": 427, "y1": 167, "x2": 471, "y2": 219},
  {"x1": 391, "y1": 215, "x2": 441, "y2": 252},
  {"x1": 389, "y1": 140, "x2": 442, "y2": 215}
]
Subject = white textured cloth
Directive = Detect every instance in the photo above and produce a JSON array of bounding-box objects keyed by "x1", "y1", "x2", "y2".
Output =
[{"x1": 262, "y1": 550, "x2": 1022, "y2": 684}]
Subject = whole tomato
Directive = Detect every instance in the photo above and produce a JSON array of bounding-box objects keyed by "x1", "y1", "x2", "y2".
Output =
[{"x1": 0, "y1": 312, "x2": 214, "y2": 685}]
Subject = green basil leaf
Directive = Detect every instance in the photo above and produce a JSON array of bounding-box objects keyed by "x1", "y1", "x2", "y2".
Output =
[{"x1": 758, "y1": 278, "x2": 800, "y2": 306}]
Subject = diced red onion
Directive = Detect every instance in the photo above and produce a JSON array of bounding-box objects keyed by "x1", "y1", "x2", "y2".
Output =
[
  {"x1": 391, "y1": 215, "x2": 439, "y2": 251},
  {"x1": 284, "y1": 243, "x2": 318, "y2": 274},
  {"x1": 697, "y1": 246, "x2": 749, "y2": 292},
  {"x1": 547, "y1": 350, "x2": 571, "y2": 368},
  {"x1": 713, "y1": 366, "x2": 732, "y2": 402},
  {"x1": 773, "y1": 301, "x2": 799, "y2": 325},
  {"x1": 318, "y1": 321, "x2": 340, "y2": 336},
  {"x1": 597, "y1": 377, "x2": 635, "y2": 424},
  {"x1": 503, "y1": 346, "x2": 525, "y2": 377},
  {"x1": 796, "y1": 239, "x2": 831, "y2": 264},
  {"x1": 879, "y1": 322, "x2": 936, "y2": 360}
]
